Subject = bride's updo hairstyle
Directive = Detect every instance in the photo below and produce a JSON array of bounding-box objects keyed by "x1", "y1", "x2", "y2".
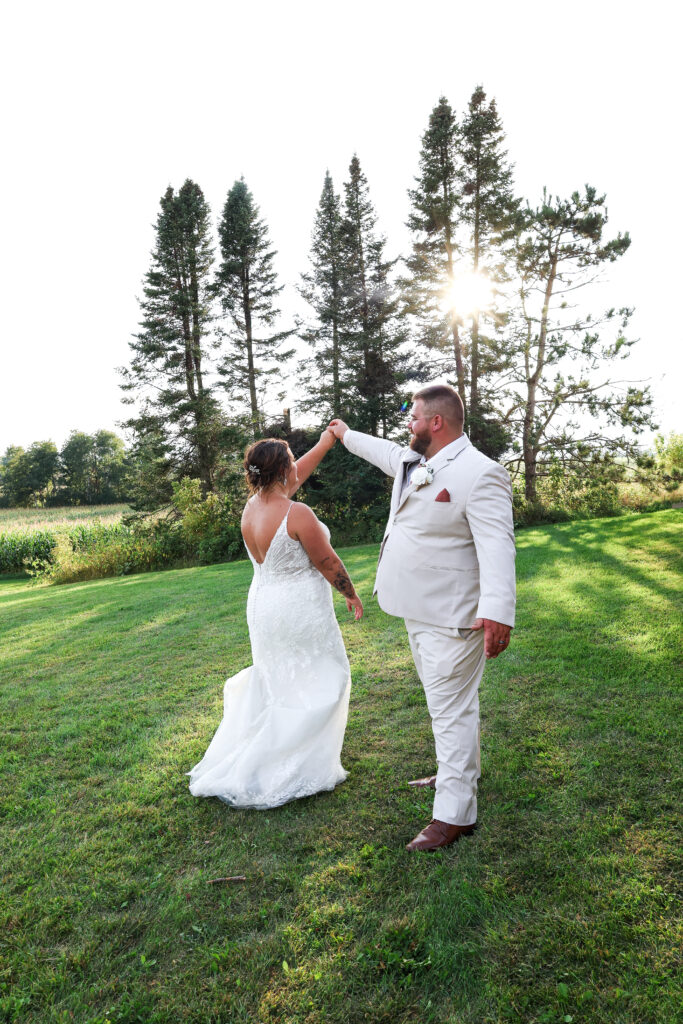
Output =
[{"x1": 244, "y1": 438, "x2": 291, "y2": 495}]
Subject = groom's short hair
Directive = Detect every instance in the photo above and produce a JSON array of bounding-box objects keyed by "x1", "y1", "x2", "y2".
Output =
[{"x1": 413, "y1": 384, "x2": 464, "y2": 427}]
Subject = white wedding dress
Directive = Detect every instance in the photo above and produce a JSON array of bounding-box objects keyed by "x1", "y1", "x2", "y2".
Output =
[{"x1": 188, "y1": 506, "x2": 351, "y2": 809}]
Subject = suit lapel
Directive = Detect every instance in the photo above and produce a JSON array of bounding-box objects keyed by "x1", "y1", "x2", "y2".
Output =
[
  {"x1": 393, "y1": 451, "x2": 421, "y2": 514},
  {"x1": 395, "y1": 437, "x2": 471, "y2": 512}
]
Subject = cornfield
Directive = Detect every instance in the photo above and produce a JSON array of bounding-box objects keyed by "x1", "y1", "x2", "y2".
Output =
[{"x1": 0, "y1": 507, "x2": 130, "y2": 574}]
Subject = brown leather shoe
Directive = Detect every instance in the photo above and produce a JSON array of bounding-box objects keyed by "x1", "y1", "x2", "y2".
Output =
[
  {"x1": 407, "y1": 774, "x2": 437, "y2": 789},
  {"x1": 406, "y1": 819, "x2": 476, "y2": 852}
]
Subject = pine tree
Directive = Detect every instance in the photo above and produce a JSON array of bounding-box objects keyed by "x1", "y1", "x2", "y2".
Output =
[
  {"x1": 458, "y1": 86, "x2": 518, "y2": 448},
  {"x1": 340, "y1": 155, "x2": 412, "y2": 437},
  {"x1": 299, "y1": 172, "x2": 347, "y2": 419},
  {"x1": 405, "y1": 98, "x2": 466, "y2": 402},
  {"x1": 120, "y1": 179, "x2": 220, "y2": 498},
  {"x1": 216, "y1": 179, "x2": 294, "y2": 436},
  {"x1": 503, "y1": 186, "x2": 654, "y2": 501}
]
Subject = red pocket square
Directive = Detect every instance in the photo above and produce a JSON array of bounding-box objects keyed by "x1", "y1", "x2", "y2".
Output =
[{"x1": 435, "y1": 488, "x2": 450, "y2": 503}]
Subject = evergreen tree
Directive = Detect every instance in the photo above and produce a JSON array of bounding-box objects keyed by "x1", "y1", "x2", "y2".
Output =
[
  {"x1": 503, "y1": 186, "x2": 654, "y2": 501},
  {"x1": 340, "y1": 155, "x2": 412, "y2": 437},
  {"x1": 120, "y1": 179, "x2": 220, "y2": 497},
  {"x1": 405, "y1": 98, "x2": 467, "y2": 402},
  {"x1": 458, "y1": 86, "x2": 518, "y2": 448},
  {"x1": 216, "y1": 179, "x2": 294, "y2": 436},
  {"x1": 299, "y1": 172, "x2": 347, "y2": 419}
]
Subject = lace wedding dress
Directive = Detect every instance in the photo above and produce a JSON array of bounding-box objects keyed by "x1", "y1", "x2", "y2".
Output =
[{"x1": 188, "y1": 506, "x2": 351, "y2": 809}]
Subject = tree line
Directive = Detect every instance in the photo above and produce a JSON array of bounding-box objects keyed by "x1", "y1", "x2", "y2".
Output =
[
  {"x1": 0, "y1": 432, "x2": 130, "y2": 508},
  {"x1": 2, "y1": 86, "x2": 655, "y2": 514},
  {"x1": 121, "y1": 85, "x2": 654, "y2": 514}
]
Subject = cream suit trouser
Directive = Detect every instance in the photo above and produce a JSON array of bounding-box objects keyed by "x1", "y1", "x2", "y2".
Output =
[{"x1": 404, "y1": 619, "x2": 485, "y2": 826}]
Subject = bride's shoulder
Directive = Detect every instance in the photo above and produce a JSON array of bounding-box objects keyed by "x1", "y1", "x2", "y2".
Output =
[{"x1": 287, "y1": 501, "x2": 320, "y2": 538}]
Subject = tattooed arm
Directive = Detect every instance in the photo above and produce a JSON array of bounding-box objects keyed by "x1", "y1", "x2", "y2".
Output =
[{"x1": 288, "y1": 503, "x2": 364, "y2": 620}]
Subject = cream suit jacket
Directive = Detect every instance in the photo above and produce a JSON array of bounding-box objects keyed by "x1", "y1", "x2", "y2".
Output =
[{"x1": 343, "y1": 430, "x2": 516, "y2": 629}]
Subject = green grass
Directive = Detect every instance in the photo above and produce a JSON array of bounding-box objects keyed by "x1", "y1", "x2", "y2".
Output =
[{"x1": 1, "y1": 511, "x2": 681, "y2": 1024}]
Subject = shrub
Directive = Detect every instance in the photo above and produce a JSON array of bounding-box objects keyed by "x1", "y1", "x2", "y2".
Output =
[
  {"x1": 171, "y1": 478, "x2": 242, "y2": 564},
  {"x1": 654, "y1": 432, "x2": 683, "y2": 489},
  {"x1": 512, "y1": 471, "x2": 622, "y2": 528}
]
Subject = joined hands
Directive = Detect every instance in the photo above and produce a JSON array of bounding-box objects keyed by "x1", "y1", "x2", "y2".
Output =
[{"x1": 328, "y1": 419, "x2": 348, "y2": 441}]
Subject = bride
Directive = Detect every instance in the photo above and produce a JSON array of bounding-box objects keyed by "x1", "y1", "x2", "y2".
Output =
[{"x1": 188, "y1": 430, "x2": 363, "y2": 809}]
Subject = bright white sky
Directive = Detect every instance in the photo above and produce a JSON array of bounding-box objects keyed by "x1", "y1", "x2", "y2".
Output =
[{"x1": 2, "y1": 0, "x2": 680, "y2": 454}]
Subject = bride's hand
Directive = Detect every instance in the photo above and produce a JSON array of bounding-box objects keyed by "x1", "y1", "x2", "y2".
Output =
[
  {"x1": 346, "y1": 594, "x2": 364, "y2": 621},
  {"x1": 319, "y1": 428, "x2": 336, "y2": 450}
]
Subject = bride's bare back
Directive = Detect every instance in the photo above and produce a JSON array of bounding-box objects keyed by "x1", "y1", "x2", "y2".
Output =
[{"x1": 241, "y1": 494, "x2": 295, "y2": 564}]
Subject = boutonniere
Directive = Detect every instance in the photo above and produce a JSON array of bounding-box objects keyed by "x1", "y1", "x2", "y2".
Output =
[{"x1": 411, "y1": 463, "x2": 434, "y2": 488}]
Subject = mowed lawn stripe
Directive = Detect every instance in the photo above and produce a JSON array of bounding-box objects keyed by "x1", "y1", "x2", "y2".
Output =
[{"x1": 1, "y1": 510, "x2": 681, "y2": 1024}]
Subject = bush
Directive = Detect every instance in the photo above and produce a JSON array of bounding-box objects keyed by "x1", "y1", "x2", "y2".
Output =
[
  {"x1": 512, "y1": 470, "x2": 623, "y2": 528},
  {"x1": 654, "y1": 432, "x2": 683, "y2": 489},
  {"x1": 171, "y1": 478, "x2": 243, "y2": 564}
]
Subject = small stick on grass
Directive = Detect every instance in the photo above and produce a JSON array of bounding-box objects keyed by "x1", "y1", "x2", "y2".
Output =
[{"x1": 208, "y1": 875, "x2": 247, "y2": 884}]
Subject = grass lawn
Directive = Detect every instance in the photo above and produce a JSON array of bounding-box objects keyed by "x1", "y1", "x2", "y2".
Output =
[{"x1": 1, "y1": 510, "x2": 681, "y2": 1024}]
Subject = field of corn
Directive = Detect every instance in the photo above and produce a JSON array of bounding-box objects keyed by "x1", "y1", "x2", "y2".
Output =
[{"x1": 0, "y1": 505, "x2": 129, "y2": 574}]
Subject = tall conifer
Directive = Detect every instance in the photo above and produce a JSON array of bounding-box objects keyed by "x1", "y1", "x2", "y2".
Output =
[
  {"x1": 299, "y1": 172, "x2": 346, "y2": 419},
  {"x1": 405, "y1": 98, "x2": 466, "y2": 403},
  {"x1": 215, "y1": 179, "x2": 293, "y2": 436},
  {"x1": 121, "y1": 179, "x2": 219, "y2": 497},
  {"x1": 458, "y1": 86, "x2": 517, "y2": 446},
  {"x1": 341, "y1": 156, "x2": 410, "y2": 437}
]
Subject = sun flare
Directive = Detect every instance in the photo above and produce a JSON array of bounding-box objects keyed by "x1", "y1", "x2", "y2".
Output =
[{"x1": 446, "y1": 272, "x2": 494, "y2": 316}]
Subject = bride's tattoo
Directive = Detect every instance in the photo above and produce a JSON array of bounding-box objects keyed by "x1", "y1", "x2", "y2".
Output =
[
  {"x1": 332, "y1": 570, "x2": 354, "y2": 598},
  {"x1": 321, "y1": 555, "x2": 355, "y2": 598}
]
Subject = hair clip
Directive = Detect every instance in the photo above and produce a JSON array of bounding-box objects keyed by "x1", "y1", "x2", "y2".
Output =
[{"x1": 248, "y1": 464, "x2": 260, "y2": 475}]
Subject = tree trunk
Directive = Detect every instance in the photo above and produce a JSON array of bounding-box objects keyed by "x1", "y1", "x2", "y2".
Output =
[
  {"x1": 522, "y1": 378, "x2": 538, "y2": 501},
  {"x1": 522, "y1": 248, "x2": 558, "y2": 502},
  {"x1": 355, "y1": 216, "x2": 377, "y2": 436},
  {"x1": 332, "y1": 272, "x2": 341, "y2": 417},
  {"x1": 470, "y1": 152, "x2": 481, "y2": 429},
  {"x1": 441, "y1": 180, "x2": 467, "y2": 409},
  {"x1": 242, "y1": 267, "x2": 259, "y2": 437}
]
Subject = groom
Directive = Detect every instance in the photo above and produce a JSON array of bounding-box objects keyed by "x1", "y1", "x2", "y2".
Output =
[{"x1": 329, "y1": 384, "x2": 516, "y2": 852}]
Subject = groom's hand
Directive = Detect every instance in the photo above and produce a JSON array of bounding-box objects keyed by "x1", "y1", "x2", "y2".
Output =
[
  {"x1": 471, "y1": 617, "x2": 511, "y2": 658},
  {"x1": 328, "y1": 419, "x2": 349, "y2": 441}
]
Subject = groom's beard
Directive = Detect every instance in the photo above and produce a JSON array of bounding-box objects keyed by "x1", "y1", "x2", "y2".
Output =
[{"x1": 409, "y1": 431, "x2": 431, "y2": 456}]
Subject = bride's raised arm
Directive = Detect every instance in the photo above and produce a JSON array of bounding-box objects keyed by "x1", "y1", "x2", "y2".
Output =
[{"x1": 286, "y1": 429, "x2": 337, "y2": 497}]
